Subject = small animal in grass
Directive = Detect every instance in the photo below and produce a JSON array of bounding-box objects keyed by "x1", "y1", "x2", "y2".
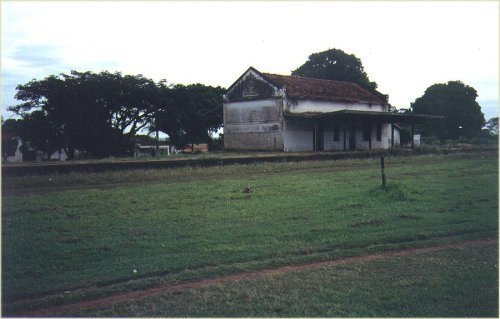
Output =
[{"x1": 243, "y1": 185, "x2": 252, "y2": 193}]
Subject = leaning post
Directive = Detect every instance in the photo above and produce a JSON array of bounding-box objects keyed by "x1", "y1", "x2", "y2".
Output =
[{"x1": 380, "y1": 156, "x2": 386, "y2": 188}]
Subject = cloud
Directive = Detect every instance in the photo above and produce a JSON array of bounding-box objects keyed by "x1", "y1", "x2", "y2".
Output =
[
  {"x1": 478, "y1": 99, "x2": 499, "y2": 120},
  {"x1": 1, "y1": 1, "x2": 498, "y2": 120},
  {"x1": 12, "y1": 45, "x2": 60, "y2": 68},
  {"x1": 1, "y1": 43, "x2": 65, "y2": 114},
  {"x1": 2, "y1": 43, "x2": 66, "y2": 82},
  {"x1": 1, "y1": 39, "x2": 118, "y2": 116}
]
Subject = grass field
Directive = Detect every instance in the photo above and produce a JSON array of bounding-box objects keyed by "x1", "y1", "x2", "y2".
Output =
[
  {"x1": 2, "y1": 152, "x2": 498, "y2": 316},
  {"x1": 74, "y1": 244, "x2": 499, "y2": 317}
]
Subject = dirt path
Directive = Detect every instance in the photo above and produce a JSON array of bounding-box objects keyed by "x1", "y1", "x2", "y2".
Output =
[{"x1": 16, "y1": 238, "x2": 497, "y2": 316}]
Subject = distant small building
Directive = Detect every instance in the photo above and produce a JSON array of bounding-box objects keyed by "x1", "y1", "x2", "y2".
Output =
[
  {"x1": 223, "y1": 67, "x2": 435, "y2": 152},
  {"x1": 181, "y1": 143, "x2": 209, "y2": 154},
  {"x1": 133, "y1": 143, "x2": 208, "y2": 157},
  {"x1": 135, "y1": 145, "x2": 172, "y2": 158},
  {"x1": 3, "y1": 137, "x2": 23, "y2": 162},
  {"x1": 2, "y1": 137, "x2": 69, "y2": 163}
]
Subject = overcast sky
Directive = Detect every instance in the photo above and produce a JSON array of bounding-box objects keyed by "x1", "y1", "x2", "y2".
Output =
[{"x1": 1, "y1": 1, "x2": 498, "y2": 121}]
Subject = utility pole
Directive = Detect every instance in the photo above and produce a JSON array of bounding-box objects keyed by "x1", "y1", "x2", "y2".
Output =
[{"x1": 155, "y1": 117, "x2": 159, "y2": 157}]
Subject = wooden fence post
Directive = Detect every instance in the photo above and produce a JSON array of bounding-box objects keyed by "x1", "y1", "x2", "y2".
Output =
[{"x1": 380, "y1": 156, "x2": 386, "y2": 188}]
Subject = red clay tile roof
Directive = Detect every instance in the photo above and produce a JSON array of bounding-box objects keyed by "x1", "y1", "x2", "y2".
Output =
[{"x1": 262, "y1": 73, "x2": 387, "y2": 105}]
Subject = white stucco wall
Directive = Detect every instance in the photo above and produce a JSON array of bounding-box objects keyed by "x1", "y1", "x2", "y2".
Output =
[
  {"x1": 223, "y1": 98, "x2": 284, "y2": 150},
  {"x1": 283, "y1": 119, "x2": 314, "y2": 152},
  {"x1": 353, "y1": 123, "x2": 399, "y2": 150},
  {"x1": 224, "y1": 99, "x2": 282, "y2": 126},
  {"x1": 392, "y1": 126, "x2": 401, "y2": 147},
  {"x1": 286, "y1": 121, "x2": 397, "y2": 151},
  {"x1": 323, "y1": 130, "x2": 341, "y2": 150},
  {"x1": 286, "y1": 99, "x2": 387, "y2": 114},
  {"x1": 224, "y1": 99, "x2": 283, "y2": 135}
]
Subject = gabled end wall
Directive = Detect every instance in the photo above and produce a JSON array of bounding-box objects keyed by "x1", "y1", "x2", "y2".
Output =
[{"x1": 223, "y1": 68, "x2": 285, "y2": 151}]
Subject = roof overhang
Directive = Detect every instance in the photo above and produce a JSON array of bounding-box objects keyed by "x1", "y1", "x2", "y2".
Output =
[{"x1": 284, "y1": 110, "x2": 444, "y2": 124}]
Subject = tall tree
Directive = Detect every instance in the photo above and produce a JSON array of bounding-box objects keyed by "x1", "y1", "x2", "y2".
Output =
[
  {"x1": 292, "y1": 48, "x2": 378, "y2": 90},
  {"x1": 9, "y1": 71, "x2": 225, "y2": 158},
  {"x1": 18, "y1": 110, "x2": 64, "y2": 157},
  {"x1": 9, "y1": 71, "x2": 159, "y2": 158},
  {"x1": 155, "y1": 84, "x2": 224, "y2": 149},
  {"x1": 411, "y1": 81, "x2": 485, "y2": 140}
]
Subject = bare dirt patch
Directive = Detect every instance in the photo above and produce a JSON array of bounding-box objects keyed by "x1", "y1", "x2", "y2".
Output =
[{"x1": 16, "y1": 238, "x2": 497, "y2": 317}]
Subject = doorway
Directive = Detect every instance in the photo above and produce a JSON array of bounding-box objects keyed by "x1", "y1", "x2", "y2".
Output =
[
  {"x1": 314, "y1": 120, "x2": 324, "y2": 151},
  {"x1": 349, "y1": 123, "x2": 356, "y2": 151}
]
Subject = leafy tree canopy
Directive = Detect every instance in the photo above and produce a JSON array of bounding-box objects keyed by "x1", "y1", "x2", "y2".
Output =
[
  {"x1": 9, "y1": 71, "x2": 225, "y2": 158},
  {"x1": 10, "y1": 71, "x2": 161, "y2": 158},
  {"x1": 1, "y1": 118, "x2": 21, "y2": 135},
  {"x1": 1, "y1": 118, "x2": 22, "y2": 160},
  {"x1": 485, "y1": 117, "x2": 498, "y2": 136},
  {"x1": 411, "y1": 81, "x2": 485, "y2": 140},
  {"x1": 291, "y1": 48, "x2": 378, "y2": 90},
  {"x1": 155, "y1": 84, "x2": 224, "y2": 148}
]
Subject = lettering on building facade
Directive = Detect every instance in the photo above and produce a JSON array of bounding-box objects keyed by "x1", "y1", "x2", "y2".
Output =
[
  {"x1": 225, "y1": 73, "x2": 275, "y2": 102},
  {"x1": 242, "y1": 74, "x2": 259, "y2": 98}
]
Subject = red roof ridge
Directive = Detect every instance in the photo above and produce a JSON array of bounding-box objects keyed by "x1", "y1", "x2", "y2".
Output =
[
  {"x1": 261, "y1": 72, "x2": 365, "y2": 87},
  {"x1": 260, "y1": 72, "x2": 387, "y2": 105}
]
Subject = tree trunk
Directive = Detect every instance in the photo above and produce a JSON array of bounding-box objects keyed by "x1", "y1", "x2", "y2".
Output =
[{"x1": 67, "y1": 147, "x2": 75, "y2": 160}]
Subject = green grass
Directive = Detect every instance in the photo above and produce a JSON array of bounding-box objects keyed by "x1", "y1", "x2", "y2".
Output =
[
  {"x1": 2, "y1": 153, "x2": 498, "y2": 314},
  {"x1": 73, "y1": 244, "x2": 499, "y2": 317},
  {"x1": 3, "y1": 152, "x2": 380, "y2": 193}
]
